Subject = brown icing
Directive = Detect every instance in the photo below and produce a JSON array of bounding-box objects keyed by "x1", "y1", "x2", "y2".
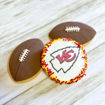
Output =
[
  {"x1": 49, "y1": 22, "x2": 96, "y2": 44},
  {"x1": 9, "y1": 39, "x2": 44, "y2": 82}
]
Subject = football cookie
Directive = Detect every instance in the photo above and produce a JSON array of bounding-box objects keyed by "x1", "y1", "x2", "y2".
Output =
[
  {"x1": 49, "y1": 22, "x2": 96, "y2": 45},
  {"x1": 9, "y1": 39, "x2": 44, "y2": 82},
  {"x1": 41, "y1": 38, "x2": 87, "y2": 84}
]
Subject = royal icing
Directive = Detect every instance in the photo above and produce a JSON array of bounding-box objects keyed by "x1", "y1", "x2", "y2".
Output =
[{"x1": 41, "y1": 38, "x2": 87, "y2": 84}]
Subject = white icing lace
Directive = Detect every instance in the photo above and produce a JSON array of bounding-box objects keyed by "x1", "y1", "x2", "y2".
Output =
[
  {"x1": 65, "y1": 26, "x2": 80, "y2": 32},
  {"x1": 19, "y1": 49, "x2": 30, "y2": 62}
]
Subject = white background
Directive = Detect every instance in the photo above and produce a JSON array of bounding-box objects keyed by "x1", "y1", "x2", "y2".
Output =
[{"x1": 0, "y1": 0, "x2": 105, "y2": 105}]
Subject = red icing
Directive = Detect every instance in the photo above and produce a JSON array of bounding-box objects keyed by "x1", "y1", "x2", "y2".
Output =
[
  {"x1": 64, "y1": 53, "x2": 76, "y2": 62},
  {"x1": 56, "y1": 49, "x2": 76, "y2": 63},
  {"x1": 41, "y1": 38, "x2": 87, "y2": 84}
]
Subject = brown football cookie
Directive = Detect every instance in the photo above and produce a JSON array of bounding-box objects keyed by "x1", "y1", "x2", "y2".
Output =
[
  {"x1": 49, "y1": 22, "x2": 96, "y2": 45},
  {"x1": 8, "y1": 39, "x2": 44, "y2": 82}
]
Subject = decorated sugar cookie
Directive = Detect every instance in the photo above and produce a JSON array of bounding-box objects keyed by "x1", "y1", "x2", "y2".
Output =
[
  {"x1": 41, "y1": 38, "x2": 87, "y2": 84},
  {"x1": 49, "y1": 22, "x2": 96, "y2": 45},
  {"x1": 9, "y1": 39, "x2": 44, "y2": 82}
]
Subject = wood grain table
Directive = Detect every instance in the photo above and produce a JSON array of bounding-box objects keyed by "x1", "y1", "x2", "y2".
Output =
[{"x1": 0, "y1": 0, "x2": 105, "y2": 105}]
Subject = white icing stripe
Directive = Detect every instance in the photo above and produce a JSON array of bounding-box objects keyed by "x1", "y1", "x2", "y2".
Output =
[
  {"x1": 65, "y1": 26, "x2": 80, "y2": 32},
  {"x1": 19, "y1": 49, "x2": 30, "y2": 62}
]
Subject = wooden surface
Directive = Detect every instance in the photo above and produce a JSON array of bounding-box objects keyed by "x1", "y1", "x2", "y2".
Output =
[{"x1": 0, "y1": 0, "x2": 105, "y2": 105}]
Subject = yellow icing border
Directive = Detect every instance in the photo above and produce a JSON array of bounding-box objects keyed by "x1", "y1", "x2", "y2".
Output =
[{"x1": 41, "y1": 38, "x2": 87, "y2": 84}]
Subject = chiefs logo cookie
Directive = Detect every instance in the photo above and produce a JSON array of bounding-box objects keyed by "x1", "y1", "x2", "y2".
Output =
[
  {"x1": 50, "y1": 47, "x2": 80, "y2": 73},
  {"x1": 41, "y1": 38, "x2": 87, "y2": 84}
]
